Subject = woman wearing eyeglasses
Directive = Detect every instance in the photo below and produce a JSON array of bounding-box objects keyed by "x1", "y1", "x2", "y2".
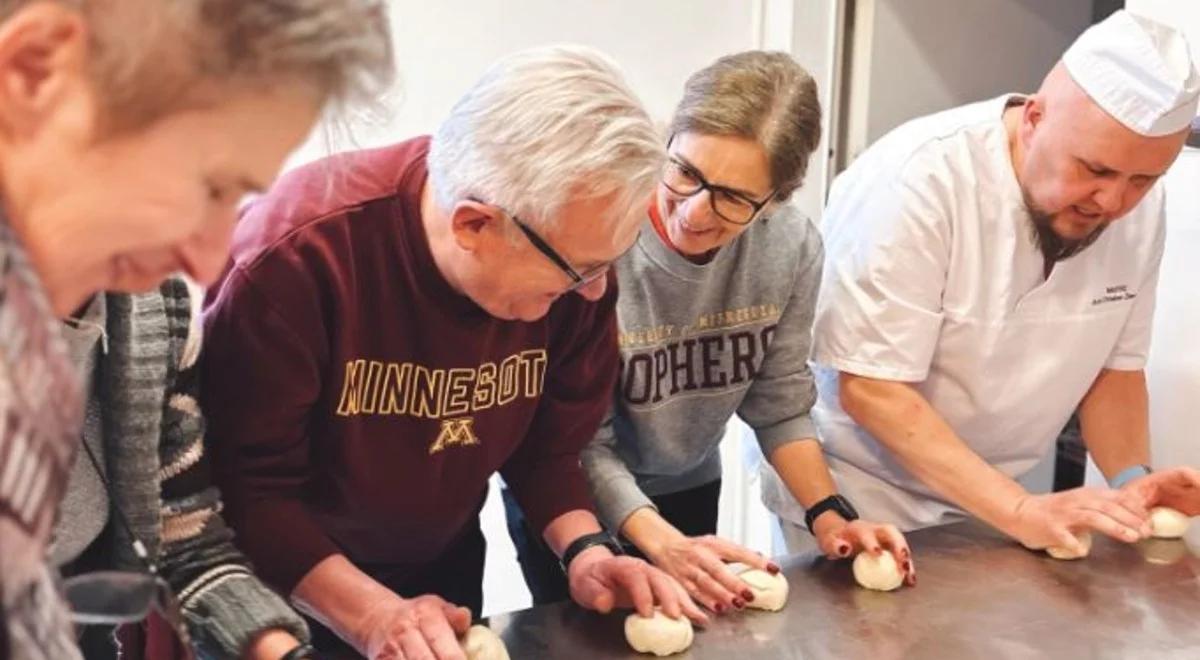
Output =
[
  {"x1": 574, "y1": 51, "x2": 917, "y2": 615},
  {"x1": 0, "y1": 2, "x2": 393, "y2": 659}
]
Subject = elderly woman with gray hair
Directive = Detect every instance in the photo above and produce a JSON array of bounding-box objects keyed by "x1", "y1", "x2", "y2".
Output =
[
  {"x1": 564, "y1": 51, "x2": 915, "y2": 615},
  {"x1": 0, "y1": 1, "x2": 394, "y2": 659}
]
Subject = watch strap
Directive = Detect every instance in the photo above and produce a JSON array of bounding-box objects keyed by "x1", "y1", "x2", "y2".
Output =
[
  {"x1": 805, "y1": 494, "x2": 860, "y2": 534},
  {"x1": 559, "y1": 531, "x2": 623, "y2": 573},
  {"x1": 1109, "y1": 464, "x2": 1152, "y2": 489}
]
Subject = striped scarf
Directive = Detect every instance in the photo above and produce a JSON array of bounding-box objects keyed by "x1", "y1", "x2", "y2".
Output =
[{"x1": 0, "y1": 219, "x2": 85, "y2": 660}]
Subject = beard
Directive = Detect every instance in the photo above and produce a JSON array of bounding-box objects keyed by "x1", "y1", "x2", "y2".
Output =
[{"x1": 1023, "y1": 190, "x2": 1109, "y2": 265}]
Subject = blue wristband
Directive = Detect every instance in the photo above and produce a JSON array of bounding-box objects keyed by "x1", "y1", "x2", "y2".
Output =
[{"x1": 1109, "y1": 464, "x2": 1152, "y2": 489}]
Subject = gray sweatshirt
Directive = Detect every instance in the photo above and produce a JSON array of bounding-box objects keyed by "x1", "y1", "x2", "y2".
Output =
[{"x1": 581, "y1": 204, "x2": 823, "y2": 532}]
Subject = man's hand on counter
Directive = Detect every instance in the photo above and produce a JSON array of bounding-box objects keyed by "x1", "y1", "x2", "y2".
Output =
[
  {"x1": 1006, "y1": 487, "x2": 1150, "y2": 554},
  {"x1": 1121, "y1": 466, "x2": 1200, "y2": 516},
  {"x1": 567, "y1": 545, "x2": 710, "y2": 627}
]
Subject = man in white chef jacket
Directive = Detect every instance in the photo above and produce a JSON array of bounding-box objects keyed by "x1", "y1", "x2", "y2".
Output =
[{"x1": 766, "y1": 10, "x2": 1200, "y2": 556}]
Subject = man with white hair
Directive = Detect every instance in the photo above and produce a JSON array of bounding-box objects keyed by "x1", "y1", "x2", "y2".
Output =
[
  {"x1": 766, "y1": 10, "x2": 1200, "y2": 556},
  {"x1": 201, "y1": 45, "x2": 705, "y2": 659}
]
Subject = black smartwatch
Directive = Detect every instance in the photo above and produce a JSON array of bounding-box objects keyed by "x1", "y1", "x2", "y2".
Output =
[
  {"x1": 805, "y1": 494, "x2": 859, "y2": 534},
  {"x1": 559, "y1": 531, "x2": 623, "y2": 573}
]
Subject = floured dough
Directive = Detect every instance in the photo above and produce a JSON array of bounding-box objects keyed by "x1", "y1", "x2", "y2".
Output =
[
  {"x1": 852, "y1": 551, "x2": 904, "y2": 591},
  {"x1": 738, "y1": 568, "x2": 789, "y2": 611},
  {"x1": 1149, "y1": 507, "x2": 1190, "y2": 539},
  {"x1": 460, "y1": 625, "x2": 510, "y2": 660},
  {"x1": 1046, "y1": 531, "x2": 1092, "y2": 560},
  {"x1": 624, "y1": 609, "x2": 694, "y2": 656}
]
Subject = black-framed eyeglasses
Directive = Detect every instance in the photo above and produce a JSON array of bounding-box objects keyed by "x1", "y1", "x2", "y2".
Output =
[
  {"x1": 61, "y1": 437, "x2": 195, "y2": 659},
  {"x1": 661, "y1": 146, "x2": 775, "y2": 226},
  {"x1": 470, "y1": 198, "x2": 625, "y2": 292}
]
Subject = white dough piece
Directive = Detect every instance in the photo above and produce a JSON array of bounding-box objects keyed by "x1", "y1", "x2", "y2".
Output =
[
  {"x1": 1046, "y1": 531, "x2": 1093, "y2": 560},
  {"x1": 624, "y1": 610, "x2": 694, "y2": 656},
  {"x1": 852, "y1": 551, "x2": 904, "y2": 591},
  {"x1": 1149, "y1": 507, "x2": 1190, "y2": 539},
  {"x1": 460, "y1": 625, "x2": 510, "y2": 660},
  {"x1": 738, "y1": 568, "x2": 789, "y2": 611}
]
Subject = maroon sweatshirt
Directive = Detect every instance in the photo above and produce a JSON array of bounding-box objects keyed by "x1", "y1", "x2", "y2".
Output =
[{"x1": 201, "y1": 137, "x2": 617, "y2": 594}]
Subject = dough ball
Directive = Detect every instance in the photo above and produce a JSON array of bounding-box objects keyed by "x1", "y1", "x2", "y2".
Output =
[
  {"x1": 1045, "y1": 530, "x2": 1092, "y2": 560},
  {"x1": 1149, "y1": 507, "x2": 1190, "y2": 539},
  {"x1": 624, "y1": 609, "x2": 694, "y2": 656},
  {"x1": 852, "y1": 550, "x2": 904, "y2": 591},
  {"x1": 1138, "y1": 537, "x2": 1189, "y2": 565},
  {"x1": 460, "y1": 625, "x2": 510, "y2": 660},
  {"x1": 738, "y1": 568, "x2": 789, "y2": 611}
]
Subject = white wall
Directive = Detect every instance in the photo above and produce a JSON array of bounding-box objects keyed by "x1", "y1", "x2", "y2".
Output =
[
  {"x1": 1144, "y1": 149, "x2": 1200, "y2": 471},
  {"x1": 289, "y1": 0, "x2": 759, "y2": 169},
  {"x1": 289, "y1": 0, "x2": 844, "y2": 227},
  {"x1": 1122, "y1": 1, "x2": 1200, "y2": 475}
]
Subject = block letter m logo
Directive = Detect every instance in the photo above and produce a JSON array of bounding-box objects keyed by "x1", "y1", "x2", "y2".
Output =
[{"x1": 428, "y1": 417, "x2": 480, "y2": 455}]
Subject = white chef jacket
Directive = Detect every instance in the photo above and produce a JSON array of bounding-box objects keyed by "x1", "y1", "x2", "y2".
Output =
[{"x1": 762, "y1": 95, "x2": 1166, "y2": 531}]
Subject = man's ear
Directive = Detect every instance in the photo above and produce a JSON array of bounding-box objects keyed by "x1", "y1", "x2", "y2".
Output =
[
  {"x1": 0, "y1": 3, "x2": 90, "y2": 139},
  {"x1": 449, "y1": 199, "x2": 503, "y2": 252},
  {"x1": 1019, "y1": 95, "x2": 1045, "y2": 148}
]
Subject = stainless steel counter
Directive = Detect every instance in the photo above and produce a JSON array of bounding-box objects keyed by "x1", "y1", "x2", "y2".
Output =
[{"x1": 488, "y1": 521, "x2": 1200, "y2": 659}]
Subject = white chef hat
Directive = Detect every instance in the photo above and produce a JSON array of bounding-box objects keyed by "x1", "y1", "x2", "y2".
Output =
[{"x1": 1062, "y1": 10, "x2": 1200, "y2": 137}]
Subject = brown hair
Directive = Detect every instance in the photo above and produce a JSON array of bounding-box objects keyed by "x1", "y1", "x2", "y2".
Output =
[{"x1": 669, "y1": 50, "x2": 821, "y2": 202}]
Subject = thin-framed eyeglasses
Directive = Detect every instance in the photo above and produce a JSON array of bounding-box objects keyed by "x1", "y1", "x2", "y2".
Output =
[{"x1": 469, "y1": 197, "x2": 632, "y2": 292}]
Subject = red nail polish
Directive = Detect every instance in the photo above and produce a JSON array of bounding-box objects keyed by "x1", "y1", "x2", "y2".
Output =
[
  {"x1": 733, "y1": 598, "x2": 745, "y2": 609},
  {"x1": 714, "y1": 603, "x2": 726, "y2": 614},
  {"x1": 742, "y1": 590, "x2": 754, "y2": 602},
  {"x1": 767, "y1": 563, "x2": 781, "y2": 574}
]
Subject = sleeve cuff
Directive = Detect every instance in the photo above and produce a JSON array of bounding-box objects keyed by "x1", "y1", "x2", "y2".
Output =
[
  {"x1": 179, "y1": 567, "x2": 310, "y2": 658},
  {"x1": 1103, "y1": 358, "x2": 1147, "y2": 371},
  {"x1": 753, "y1": 415, "x2": 818, "y2": 457},
  {"x1": 815, "y1": 351, "x2": 930, "y2": 383},
  {"x1": 592, "y1": 472, "x2": 656, "y2": 534}
]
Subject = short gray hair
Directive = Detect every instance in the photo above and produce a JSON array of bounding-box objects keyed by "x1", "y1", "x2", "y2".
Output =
[
  {"x1": 0, "y1": 0, "x2": 395, "y2": 132},
  {"x1": 428, "y1": 44, "x2": 662, "y2": 235},
  {"x1": 669, "y1": 50, "x2": 821, "y2": 202}
]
